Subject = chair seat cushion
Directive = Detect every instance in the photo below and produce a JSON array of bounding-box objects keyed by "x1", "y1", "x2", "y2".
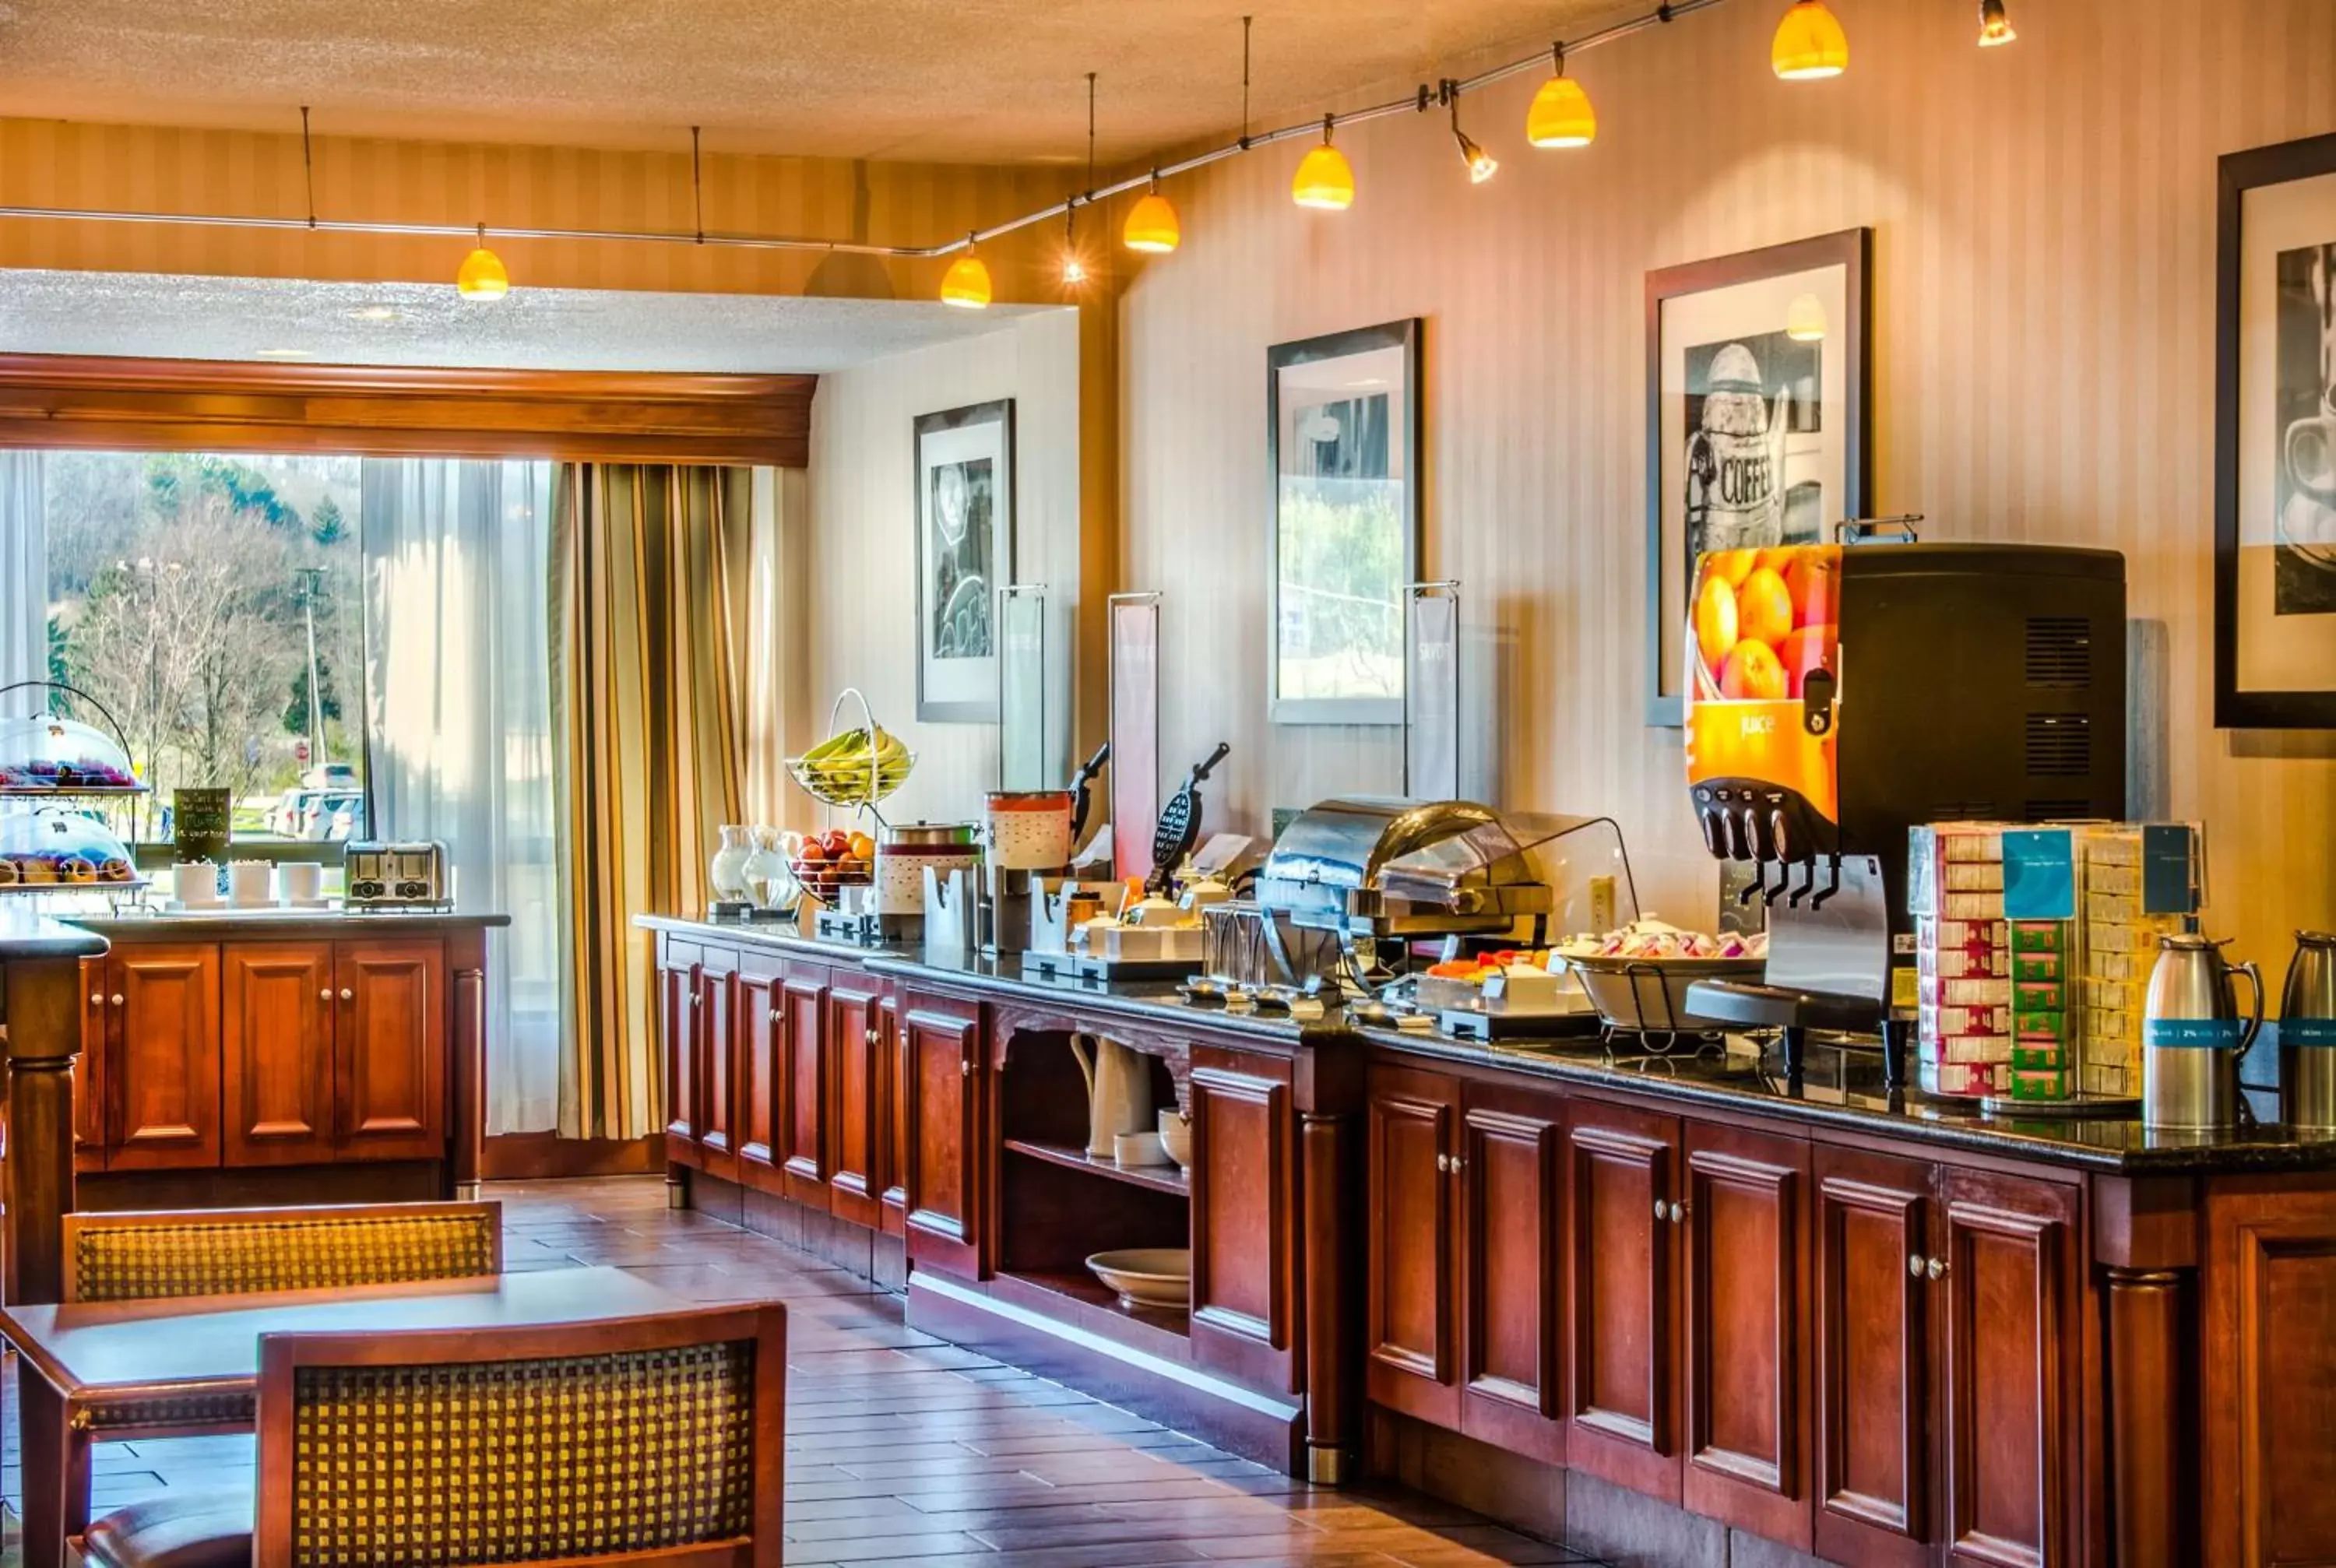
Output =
[{"x1": 80, "y1": 1492, "x2": 253, "y2": 1568}]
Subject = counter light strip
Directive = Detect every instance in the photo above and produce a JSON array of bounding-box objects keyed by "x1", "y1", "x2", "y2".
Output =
[{"x1": 0, "y1": 0, "x2": 1728, "y2": 262}]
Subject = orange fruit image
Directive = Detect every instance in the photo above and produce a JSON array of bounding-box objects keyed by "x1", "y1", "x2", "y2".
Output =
[
  {"x1": 1708, "y1": 549, "x2": 1758, "y2": 588},
  {"x1": 1776, "y1": 622, "x2": 1836, "y2": 698},
  {"x1": 1736, "y1": 565, "x2": 1795, "y2": 648},
  {"x1": 1753, "y1": 547, "x2": 1803, "y2": 575},
  {"x1": 1720, "y1": 638, "x2": 1788, "y2": 700},
  {"x1": 1783, "y1": 553, "x2": 1838, "y2": 630},
  {"x1": 1694, "y1": 571, "x2": 1740, "y2": 673}
]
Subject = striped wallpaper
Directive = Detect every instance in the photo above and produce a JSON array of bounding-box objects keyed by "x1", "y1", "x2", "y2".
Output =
[{"x1": 1114, "y1": 0, "x2": 2336, "y2": 962}]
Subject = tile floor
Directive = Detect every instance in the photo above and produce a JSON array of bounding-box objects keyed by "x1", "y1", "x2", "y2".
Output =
[{"x1": 4, "y1": 1176, "x2": 1611, "y2": 1566}]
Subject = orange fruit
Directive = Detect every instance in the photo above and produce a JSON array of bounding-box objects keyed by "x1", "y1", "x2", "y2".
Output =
[
  {"x1": 1720, "y1": 638, "x2": 1788, "y2": 701},
  {"x1": 1775, "y1": 622, "x2": 1836, "y2": 698},
  {"x1": 1694, "y1": 571, "x2": 1740, "y2": 672},
  {"x1": 1783, "y1": 553, "x2": 1838, "y2": 630},
  {"x1": 1707, "y1": 549, "x2": 1758, "y2": 588},
  {"x1": 1736, "y1": 566, "x2": 1795, "y2": 648}
]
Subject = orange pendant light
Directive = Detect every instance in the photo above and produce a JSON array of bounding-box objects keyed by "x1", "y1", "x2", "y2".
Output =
[
  {"x1": 1291, "y1": 118, "x2": 1356, "y2": 210},
  {"x1": 1123, "y1": 175, "x2": 1181, "y2": 254},
  {"x1": 456, "y1": 224, "x2": 510, "y2": 300},
  {"x1": 1978, "y1": 0, "x2": 2017, "y2": 46},
  {"x1": 1525, "y1": 46, "x2": 1597, "y2": 149},
  {"x1": 1771, "y1": 0, "x2": 1849, "y2": 79},
  {"x1": 940, "y1": 244, "x2": 993, "y2": 309}
]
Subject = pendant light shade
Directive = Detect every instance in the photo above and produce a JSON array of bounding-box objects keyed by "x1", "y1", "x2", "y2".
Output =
[
  {"x1": 1785, "y1": 293, "x2": 1828, "y2": 343},
  {"x1": 940, "y1": 248, "x2": 993, "y2": 308},
  {"x1": 1292, "y1": 120, "x2": 1356, "y2": 210},
  {"x1": 456, "y1": 226, "x2": 509, "y2": 301},
  {"x1": 1124, "y1": 181, "x2": 1182, "y2": 253},
  {"x1": 1525, "y1": 52, "x2": 1597, "y2": 148},
  {"x1": 1771, "y1": 0, "x2": 1849, "y2": 79},
  {"x1": 1978, "y1": 0, "x2": 2016, "y2": 46}
]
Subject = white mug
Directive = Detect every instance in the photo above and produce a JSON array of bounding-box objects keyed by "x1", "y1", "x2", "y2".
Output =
[
  {"x1": 172, "y1": 861, "x2": 220, "y2": 905},
  {"x1": 281, "y1": 862, "x2": 324, "y2": 903},
  {"x1": 228, "y1": 860, "x2": 275, "y2": 905}
]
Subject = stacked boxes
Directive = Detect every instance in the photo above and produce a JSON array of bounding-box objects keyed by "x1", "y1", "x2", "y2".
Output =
[
  {"x1": 1911, "y1": 825, "x2": 2012, "y2": 1098},
  {"x1": 2008, "y1": 923, "x2": 2073, "y2": 1099},
  {"x1": 2074, "y1": 828, "x2": 2186, "y2": 1098}
]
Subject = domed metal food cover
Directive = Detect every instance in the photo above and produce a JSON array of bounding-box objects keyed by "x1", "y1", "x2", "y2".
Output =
[
  {"x1": 1258, "y1": 796, "x2": 1557, "y2": 938},
  {"x1": 0, "y1": 711, "x2": 140, "y2": 793}
]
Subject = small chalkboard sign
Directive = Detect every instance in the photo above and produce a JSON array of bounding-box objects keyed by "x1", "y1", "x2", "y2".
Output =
[{"x1": 174, "y1": 787, "x2": 231, "y2": 865}]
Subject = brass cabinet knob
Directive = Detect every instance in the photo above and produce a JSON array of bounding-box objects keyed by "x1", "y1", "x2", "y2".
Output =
[
  {"x1": 318, "y1": 989, "x2": 332, "y2": 1002},
  {"x1": 90, "y1": 993, "x2": 103, "y2": 1007},
  {"x1": 866, "y1": 1028, "x2": 881, "y2": 1049},
  {"x1": 1655, "y1": 1197, "x2": 1669, "y2": 1222},
  {"x1": 770, "y1": 1008, "x2": 783, "y2": 1024},
  {"x1": 339, "y1": 988, "x2": 355, "y2": 1002},
  {"x1": 110, "y1": 993, "x2": 124, "y2": 1007},
  {"x1": 1669, "y1": 1201, "x2": 1687, "y2": 1224},
  {"x1": 1909, "y1": 1254, "x2": 1926, "y2": 1277},
  {"x1": 960, "y1": 1058, "x2": 973, "y2": 1077},
  {"x1": 1451, "y1": 1155, "x2": 1467, "y2": 1175},
  {"x1": 1927, "y1": 1256, "x2": 1949, "y2": 1280},
  {"x1": 1437, "y1": 1153, "x2": 1453, "y2": 1174}
]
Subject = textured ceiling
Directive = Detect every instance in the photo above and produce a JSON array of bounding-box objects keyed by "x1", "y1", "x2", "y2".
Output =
[
  {"x1": 0, "y1": 269, "x2": 1054, "y2": 372},
  {"x1": 0, "y1": 0, "x2": 1624, "y2": 165}
]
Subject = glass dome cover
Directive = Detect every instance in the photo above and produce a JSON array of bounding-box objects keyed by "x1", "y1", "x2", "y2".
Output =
[
  {"x1": 0, "y1": 710, "x2": 141, "y2": 793},
  {"x1": 0, "y1": 807, "x2": 139, "y2": 888}
]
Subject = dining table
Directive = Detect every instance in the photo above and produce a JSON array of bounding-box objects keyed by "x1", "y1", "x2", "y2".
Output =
[{"x1": 0, "y1": 1264, "x2": 714, "y2": 1568}]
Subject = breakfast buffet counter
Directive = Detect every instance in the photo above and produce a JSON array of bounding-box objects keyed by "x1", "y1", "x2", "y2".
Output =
[{"x1": 642, "y1": 910, "x2": 2336, "y2": 1568}]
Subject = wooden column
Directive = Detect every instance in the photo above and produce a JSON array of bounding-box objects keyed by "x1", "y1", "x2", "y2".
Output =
[
  {"x1": 449, "y1": 923, "x2": 488, "y2": 1201},
  {"x1": 2092, "y1": 1175, "x2": 2202, "y2": 1568},
  {"x1": 1, "y1": 923, "x2": 107, "y2": 1306},
  {"x1": 1300, "y1": 1109, "x2": 1356, "y2": 1482}
]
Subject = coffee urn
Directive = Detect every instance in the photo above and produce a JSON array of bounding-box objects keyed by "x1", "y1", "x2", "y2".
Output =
[{"x1": 2279, "y1": 931, "x2": 2336, "y2": 1130}]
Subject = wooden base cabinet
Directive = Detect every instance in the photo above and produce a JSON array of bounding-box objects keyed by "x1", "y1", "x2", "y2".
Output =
[
  {"x1": 900, "y1": 988, "x2": 983, "y2": 1276},
  {"x1": 102, "y1": 942, "x2": 222, "y2": 1171},
  {"x1": 826, "y1": 969, "x2": 890, "y2": 1229}
]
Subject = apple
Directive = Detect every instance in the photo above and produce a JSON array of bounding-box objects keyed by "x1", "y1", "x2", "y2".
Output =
[
  {"x1": 1720, "y1": 638, "x2": 1788, "y2": 701},
  {"x1": 821, "y1": 829, "x2": 853, "y2": 858},
  {"x1": 797, "y1": 841, "x2": 830, "y2": 865}
]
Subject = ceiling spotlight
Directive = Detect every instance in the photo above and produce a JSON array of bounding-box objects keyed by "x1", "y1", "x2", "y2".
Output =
[
  {"x1": 1061, "y1": 206, "x2": 1088, "y2": 286},
  {"x1": 1785, "y1": 293, "x2": 1828, "y2": 343},
  {"x1": 1979, "y1": 0, "x2": 2017, "y2": 46},
  {"x1": 1292, "y1": 118, "x2": 1356, "y2": 211},
  {"x1": 1124, "y1": 174, "x2": 1181, "y2": 254},
  {"x1": 456, "y1": 223, "x2": 510, "y2": 301},
  {"x1": 940, "y1": 240, "x2": 993, "y2": 308},
  {"x1": 1448, "y1": 90, "x2": 1497, "y2": 184},
  {"x1": 1771, "y1": 0, "x2": 1849, "y2": 79},
  {"x1": 1525, "y1": 45, "x2": 1596, "y2": 149}
]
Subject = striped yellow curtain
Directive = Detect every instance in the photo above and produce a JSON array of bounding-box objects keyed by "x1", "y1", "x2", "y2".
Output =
[{"x1": 551, "y1": 463, "x2": 751, "y2": 1141}]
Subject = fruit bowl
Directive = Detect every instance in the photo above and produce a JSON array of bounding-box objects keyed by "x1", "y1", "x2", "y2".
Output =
[
  {"x1": 789, "y1": 854, "x2": 872, "y2": 905},
  {"x1": 787, "y1": 690, "x2": 916, "y2": 812}
]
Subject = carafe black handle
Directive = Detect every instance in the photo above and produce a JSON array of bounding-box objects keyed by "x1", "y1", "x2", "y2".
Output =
[{"x1": 2232, "y1": 959, "x2": 2267, "y2": 1060}]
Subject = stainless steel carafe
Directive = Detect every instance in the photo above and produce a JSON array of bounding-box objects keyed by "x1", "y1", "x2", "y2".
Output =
[
  {"x1": 2141, "y1": 934, "x2": 2264, "y2": 1131},
  {"x1": 2279, "y1": 930, "x2": 2336, "y2": 1130}
]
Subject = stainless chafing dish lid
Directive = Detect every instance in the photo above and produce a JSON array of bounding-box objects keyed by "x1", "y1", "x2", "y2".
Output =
[{"x1": 1259, "y1": 796, "x2": 1502, "y2": 894}]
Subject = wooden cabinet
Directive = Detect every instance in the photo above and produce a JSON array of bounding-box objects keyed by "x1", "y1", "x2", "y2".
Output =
[
  {"x1": 660, "y1": 943, "x2": 701, "y2": 1148},
  {"x1": 880, "y1": 990, "x2": 907, "y2": 1236},
  {"x1": 104, "y1": 942, "x2": 222, "y2": 1170},
  {"x1": 778, "y1": 962, "x2": 830, "y2": 1208},
  {"x1": 900, "y1": 988, "x2": 983, "y2": 1275},
  {"x1": 1366, "y1": 1063, "x2": 1460, "y2": 1426},
  {"x1": 220, "y1": 941, "x2": 337, "y2": 1165},
  {"x1": 826, "y1": 969, "x2": 888, "y2": 1229},
  {"x1": 1190, "y1": 1045, "x2": 1298, "y2": 1394},
  {"x1": 75, "y1": 957, "x2": 106, "y2": 1172},
  {"x1": 692, "y1": 949, "x2": 737, "y2": 1180},
  {"x1": 1564, "y1": 1098, "x2": 1683, "y2": 1501},
  {"x1": 333, "y1": 940, "x2": 448, "y2": 1162},
  {"x1": 734, "y1": 959, "x2": 782, "y2": 1178}
]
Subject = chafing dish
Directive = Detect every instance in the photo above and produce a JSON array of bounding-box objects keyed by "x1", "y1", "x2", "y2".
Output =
[{"x1": 1257, "y1": 796, "x2": 1557, "y2": 940}]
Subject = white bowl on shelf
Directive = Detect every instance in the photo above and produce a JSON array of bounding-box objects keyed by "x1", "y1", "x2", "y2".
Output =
[
  {"x1": 1085, "y1": 1248, "x2": 1191, "y2": 1312},
  {"x1": 1157, "y1": 1109, "x2": 1194, "y2": 1171}
]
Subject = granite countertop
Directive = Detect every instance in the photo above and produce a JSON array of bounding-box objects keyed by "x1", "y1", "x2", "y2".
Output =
[
  {"x1": 635, "y1": 912, "x2": 2336, "y2": 1177},
  {"x1": 69, "y1": 908, "x2": 512, "y2": 937}
]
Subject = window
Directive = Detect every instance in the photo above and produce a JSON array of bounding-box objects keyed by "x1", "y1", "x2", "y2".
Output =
[{"x1": 43, "y1": 451, "x2": 368, "y2": 842}]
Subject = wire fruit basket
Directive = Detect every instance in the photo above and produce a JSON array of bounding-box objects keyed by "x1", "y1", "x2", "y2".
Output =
[{"x1": 786, "y1": 687, "x2": 915, "y2": 820}]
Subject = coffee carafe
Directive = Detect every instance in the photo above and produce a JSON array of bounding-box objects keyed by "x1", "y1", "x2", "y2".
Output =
[
  {"x1": 2141, "y1": 934, "x2": 2264, "y2": 1131},
  {"x1": 2278, "y1": 930, "x2": 2336, "y2": 1130}
]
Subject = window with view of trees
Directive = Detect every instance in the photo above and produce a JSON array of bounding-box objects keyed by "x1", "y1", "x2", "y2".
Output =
[{"x1": 44, "y1": 452, "x2": 367, "y2": 842}]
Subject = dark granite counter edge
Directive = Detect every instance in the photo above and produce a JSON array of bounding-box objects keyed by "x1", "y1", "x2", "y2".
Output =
[
  {"x1": 634, "y1": 913, "x2": 2336, "y2": 1178},
  {"x1": 69, "y1": 910, "x2": 513, "y2": 937}
]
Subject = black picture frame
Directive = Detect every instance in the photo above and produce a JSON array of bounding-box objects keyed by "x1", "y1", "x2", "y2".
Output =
[
  {"x1": 1267, "y1": 318, "x2": 1424, "y2": 726},
  {"x1": 913, "y1": 398, "x2": 1015, "y2": 725},
  {"x1": 1645, "y1": 229, "x2": 1871, "y2": 727},
  {"x1": 2214, "y1": 132, "x2": 2336, "y2": 730}
]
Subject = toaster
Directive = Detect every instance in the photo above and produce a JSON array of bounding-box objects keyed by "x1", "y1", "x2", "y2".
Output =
[{"x1": 344, "y1": 841, "x2": 450, "y2": 906}]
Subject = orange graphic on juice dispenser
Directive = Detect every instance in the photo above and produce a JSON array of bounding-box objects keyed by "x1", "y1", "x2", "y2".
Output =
[{"x1": 1685, "y1": 544, "x2": 1839, "y2": 825}]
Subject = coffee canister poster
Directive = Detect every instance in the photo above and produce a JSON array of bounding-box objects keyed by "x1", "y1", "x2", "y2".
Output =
[
  {"x1": 2216, "y1": 132, "x2": 2336, "y2": 728},
  {"x1": 1645, "y1": 229, "x2": 1869, "y2": 727}
]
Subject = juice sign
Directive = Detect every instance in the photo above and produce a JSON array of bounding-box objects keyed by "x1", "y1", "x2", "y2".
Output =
[{"x1": 1683, "y1": 544, "x2": 1841, "y2": 826}]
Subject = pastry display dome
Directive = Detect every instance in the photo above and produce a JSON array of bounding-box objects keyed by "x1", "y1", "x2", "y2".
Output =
[
  {"x1": 0, "y1": 807, "x2": 139, "y2": 891},
  {"x1": 0, "y1": 709, "x2": 141, "y2": 793}
]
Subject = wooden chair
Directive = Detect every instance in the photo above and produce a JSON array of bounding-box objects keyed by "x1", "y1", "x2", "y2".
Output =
[
  {"x1": 73, "y1": 1303, "x2": 788, "y2": 1568},
  {"x1": 60, "y1": 1201, "x2": 501, "y2": 1441}
]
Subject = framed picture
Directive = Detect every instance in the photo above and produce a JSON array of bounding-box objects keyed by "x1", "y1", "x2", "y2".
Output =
[
  {"x1": 913, "y1": 399, "x2": 1015, "y2": 723},
  {"x1": 2215, "y1": 132, "x2": 2336, "y2": 729},
  {"x1": 1646, "y1": 230, "x2": 1870, "y2": 726},
  {"x1": 1268, "y1": 319, "x2": 1423, "y2": 726}
]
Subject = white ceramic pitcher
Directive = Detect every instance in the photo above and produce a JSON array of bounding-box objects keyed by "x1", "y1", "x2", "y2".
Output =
[{"x1": 1067, "y1": 1035, "x2": 1155, "y2": 1159}]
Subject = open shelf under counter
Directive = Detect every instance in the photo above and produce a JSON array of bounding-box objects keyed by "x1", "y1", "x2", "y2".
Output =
[
  {"x1": 1002, "y1": 1137, "x2": 1190, "y2": 1197},
  {"x1": 990, "y1": 1267, "x2": 1193, "y2": 1355}
]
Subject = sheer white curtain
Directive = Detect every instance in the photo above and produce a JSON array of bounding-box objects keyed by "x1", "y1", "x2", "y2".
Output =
[
  {"x1": 363, "y1": 459, "x2": 561, "y2": 1134},
  {"x1": 0, "y1": 452, "x2": 47, "y2": 696}
]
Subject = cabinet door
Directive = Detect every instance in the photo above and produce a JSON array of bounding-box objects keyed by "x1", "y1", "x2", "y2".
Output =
[
  {"x1": 1365, "y1": 1063, "x2": 1461, "y2": 1428},
  {"x1": 661, "y1": 947, "x2": 702, "y2": 1151},
  {"x1": 333, "y1": 940, "x2": 446, "y2": 1162},
  {"x1": 900, "y1": 993, "x2": 983, "y2": 1275},
  {"x1": 1813, "y1": 1144, "x2": 1935, "y2": 1568},
  {"x1": 778, "y1": 965, "x2": 831, "y2": 1208},
  {"x1": 695, "y1": 952, "x2": 738, "y2": 1180},
  {"x1": 734, "y1": 962, "x2": 782, "y2": 1183},
  {"x1": 1683, "y1": 1120, "x2": 1811, "y2": 1552},
  {"x1": 220, "y1": 941, "x2": 337, "y2": 1166},
  {"x1": 106, "y1": 944, "x2": 221, "y2": 1170},
  {"x1": 1191, "y1": 1047, "x2": 1297, "y2": 1395},
  {"x1": 827, "y1": 971, "x2": 886, "y2": 1228},
  {"x1": 1940, "y1": 1166, "x2": 2079, "y2": 1568},
  {"x1": 76, "y1": 958, "x2": 105, "y2": 1172},
  {"x1": 1458, "y1": 1080, "x2": 1566, "y2": 1464},
  {"x1": 1565, "y1": 1099, "x2": 1682, "y2": 1501},
  {"x1": 880, "y1": 993, "x2": 908, "y2": 1236}
]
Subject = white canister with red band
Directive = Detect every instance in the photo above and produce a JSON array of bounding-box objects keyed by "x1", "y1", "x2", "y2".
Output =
[
  {"x1": 986, "y1": 790, "x2": 1075, "y2": 871},
  {"x1": 876, "y1": 824, "x2": 980, "y2": 916}
]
